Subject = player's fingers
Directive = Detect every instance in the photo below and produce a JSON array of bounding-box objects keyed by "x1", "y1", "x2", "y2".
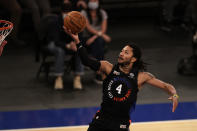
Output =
[
  {"x1": 168, "y1": 96, "x2": 172, "y2": 100},
  {"x1": 63, "y1": 26, "x2": 73, "y2": 36},
  {"x1": 172, "y1": 100, "x2": 175, "y2": 112},
  {"x1": 63, "y1": 26, "x2": 68, "y2": 33},
  {"x1": 172, "y1": 100, "x2": 178, "y2": 112},
  {"x1": 172, "y1": 103, "x2": 175, "y2": 112},
  {"x1": 63, "y1": 26, "x2": 69, "y2": 32}
]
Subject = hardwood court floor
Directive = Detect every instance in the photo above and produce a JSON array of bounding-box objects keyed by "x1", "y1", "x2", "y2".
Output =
[{"x1": 6, "y1": 119, "x2": 197, "y2": 131}]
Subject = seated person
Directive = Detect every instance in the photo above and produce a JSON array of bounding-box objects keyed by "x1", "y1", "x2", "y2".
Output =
[
  {"x1": 46, "y1": 0, "x2": 84, "y2": 90},
  {"x1": 81, "y1": 0, "x2": 111, "y2": 84},
  {"x1": 191, "y1": 0, "x2": 197, "y2": 43}
]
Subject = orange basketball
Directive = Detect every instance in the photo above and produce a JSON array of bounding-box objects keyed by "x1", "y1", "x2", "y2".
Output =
[{"x1": 64, "y1": 11, "x2": 86, "y2": 34}]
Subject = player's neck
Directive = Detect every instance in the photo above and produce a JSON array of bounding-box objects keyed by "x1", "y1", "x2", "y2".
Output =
[{"x1": 119, "y1": 64, "x2": 133, "y2": 74}]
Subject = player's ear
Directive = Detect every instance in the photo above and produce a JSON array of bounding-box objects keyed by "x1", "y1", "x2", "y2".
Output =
[{"x1": 131, "y1": 57, "x2": 137, "y2": 63}]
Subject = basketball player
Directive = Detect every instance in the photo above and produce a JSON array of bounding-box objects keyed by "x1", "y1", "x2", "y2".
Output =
[
  {"x1": 0, "y1": 40, "x2": 7, "y2": 56},
  {"x1": 64, "y1": 27, "x2": 179, "y2": 131}
]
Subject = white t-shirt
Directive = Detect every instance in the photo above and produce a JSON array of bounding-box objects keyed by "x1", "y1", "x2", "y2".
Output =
[{"x1": 81, "y1": 9, "x2": 108, "y2": 37}]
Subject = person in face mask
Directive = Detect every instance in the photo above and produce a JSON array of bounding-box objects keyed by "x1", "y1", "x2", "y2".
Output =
[
  {"x1": 88, "y1": 0, "x2": 99, "y2": 10},
  {"x1": 61, "y1": 0, "x2": 72, "y2": 13},
  {"x1": 81, "y1": 0, "x2": 111, "y2": 84},
  {"x1": 61, "y1": 0, "x2": 72, "y2": 19}
]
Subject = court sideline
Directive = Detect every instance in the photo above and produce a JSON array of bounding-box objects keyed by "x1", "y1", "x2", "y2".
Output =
[{"x1": 4, "y1": 120, "x2": 197, "y2": 131}]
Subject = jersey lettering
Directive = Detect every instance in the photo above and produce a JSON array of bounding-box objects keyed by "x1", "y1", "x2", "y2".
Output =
[
  {"x1": 116, "y1": 84, "x2": 122, "y2": 94},
  {"x1": 106, "y1": 76, "x2": 132, "y2": 102}
]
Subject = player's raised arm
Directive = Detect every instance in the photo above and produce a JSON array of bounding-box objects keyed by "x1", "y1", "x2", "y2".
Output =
[
  {"x1": 138, "y1": 72, "x2": 179, "y2": 112},
  {"x1": 63, "y1": 26, "x2": 113, "y2": 75}
]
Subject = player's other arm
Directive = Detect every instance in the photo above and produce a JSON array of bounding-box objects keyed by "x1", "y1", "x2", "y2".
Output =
[{"x1": 138, "y1": 72, "x2": 179, "y2": 112}]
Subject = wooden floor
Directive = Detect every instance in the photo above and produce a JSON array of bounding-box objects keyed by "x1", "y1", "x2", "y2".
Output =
[{"x1": 6, "y1": 119, "x2": 197, "y2": 131}]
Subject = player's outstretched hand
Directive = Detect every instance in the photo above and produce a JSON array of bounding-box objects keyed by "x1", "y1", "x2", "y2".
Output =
[
  {"x1": 63, "y1": 26, "x2": 80, "y2": 44},
  {"x1": 168, "y1": 95, "x2": 179, "y2": 112}
]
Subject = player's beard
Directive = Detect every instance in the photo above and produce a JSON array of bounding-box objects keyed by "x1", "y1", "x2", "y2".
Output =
[{"x1": 118, "y1": 58, "x2": 132, "y2": 67}]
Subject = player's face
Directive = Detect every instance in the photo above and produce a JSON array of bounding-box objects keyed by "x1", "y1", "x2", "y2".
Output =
[{"x1": 118, "y1": 46, "x2": 136, "y2": 65}]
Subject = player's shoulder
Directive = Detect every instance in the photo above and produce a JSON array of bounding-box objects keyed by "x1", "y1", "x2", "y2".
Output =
[
  {"x1": 100, "y1": 60, "x2": 113, "y2": 68},
  {"x1": 100, "y1": 60, "x2": 113, "y2": 75}
]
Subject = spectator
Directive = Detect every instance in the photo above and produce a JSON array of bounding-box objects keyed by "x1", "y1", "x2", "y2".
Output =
[
  {"x1": 81, "y1": 0, "x2": 111, "y2": 84},
  {"x1": 72, "y1": 0, "x2": 88, "y2": 11},
  {"x1": 19, "y1": 0, "x2": 51, "y2": 37},
  {"x1": 0, "y1": 0, "x2": 25, "y2": 45},
  {"x1": 160, "y1": 0, "x2": 192, "y2": 31},
  {"x1": 189, "y1": 0, "x2": 197, "y2": 31},
  {"x1": 187, "y1": 0, "x2": 197, "y2": 46},
  {"x1": 160, "y1": 0, "x2": 178, "y2": 31},
  {"x1": 46, "y1": 0, "x2": 84, "y2": 90}
]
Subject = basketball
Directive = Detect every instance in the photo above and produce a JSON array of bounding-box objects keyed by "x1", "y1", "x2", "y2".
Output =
[{"x1": 64, "y1": 11, "x2": 86, "y2": 34}]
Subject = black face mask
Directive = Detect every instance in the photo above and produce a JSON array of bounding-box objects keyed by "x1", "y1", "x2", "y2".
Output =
[
  {"x1": 77, "y1": 5, "x2": 83, "y2": 11},
  {"x1": 61, "y1": 3, "x2": 72, "y2": 12}
]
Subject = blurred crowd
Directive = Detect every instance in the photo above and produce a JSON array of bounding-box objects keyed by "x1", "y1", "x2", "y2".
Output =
[
  {"x1": 0, "y1": 0, "x2": 196, "y2": 90},
  {"x1": 160, "y1": 0, "x2": 197, "y2": 34},
  {"x1": 0, "y1": 0, "x2": 111, "y2": 90}
]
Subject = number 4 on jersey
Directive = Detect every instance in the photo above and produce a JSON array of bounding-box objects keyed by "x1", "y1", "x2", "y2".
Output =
[{"x1": 116, "y1": 84, "x2": 122, "y2": 94}]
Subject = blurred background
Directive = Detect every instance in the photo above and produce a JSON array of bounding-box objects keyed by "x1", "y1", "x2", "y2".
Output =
[{"x1": 0, "y1": 0, "x2": 197, "y2": 130}]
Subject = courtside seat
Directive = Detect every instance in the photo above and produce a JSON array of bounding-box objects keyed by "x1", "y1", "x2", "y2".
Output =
[{"x1": 36, "y1": 14, "x2": 73, "y2": 80}]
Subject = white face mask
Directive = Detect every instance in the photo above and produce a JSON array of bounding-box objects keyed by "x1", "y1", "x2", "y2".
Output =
[{"x1": 88, "y1": 2, "x2": 99, "y2": 10}]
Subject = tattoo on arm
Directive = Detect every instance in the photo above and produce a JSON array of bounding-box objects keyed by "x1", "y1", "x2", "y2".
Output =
[
  {"x1": 145, "y1": 72, "x2": 155, "y2": 81},
  {"x1": 163, "y1": 83, "x2": 175, "y2": 95},
  {"x1": 163, "y1": 83, "x2": 168, "y2": 88}
]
